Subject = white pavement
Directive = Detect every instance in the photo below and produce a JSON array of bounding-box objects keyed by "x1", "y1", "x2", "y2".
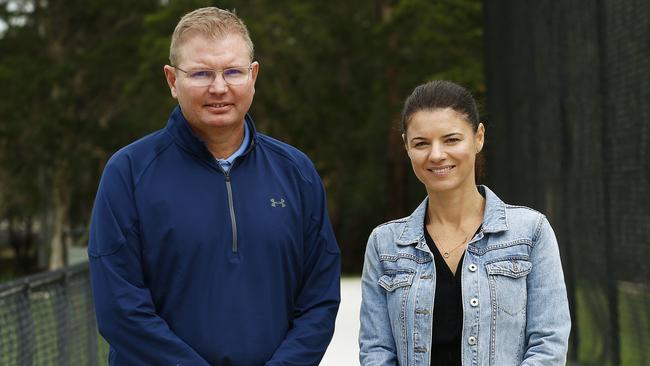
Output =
[{"x1": 321, "y1": 277, "x2": 362, "y2": 366}]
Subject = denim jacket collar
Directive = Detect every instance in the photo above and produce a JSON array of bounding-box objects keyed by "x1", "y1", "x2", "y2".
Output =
[{"x1": 395, "y1": 185, "x2": 508, "y2": 247}]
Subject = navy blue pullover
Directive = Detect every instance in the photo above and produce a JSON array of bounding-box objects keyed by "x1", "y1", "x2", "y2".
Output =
[{"x1": 88, "y1": 107, "x2": 341, "y2": 365}]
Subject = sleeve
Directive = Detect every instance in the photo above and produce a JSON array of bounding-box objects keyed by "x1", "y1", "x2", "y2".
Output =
[
  {"x1": 521, "y1": 216, "x2": 571, "y2": 365},
  {"x1": 88, "y1": 160, "x2": 209, "y2": 366},
  {"x1": 265, "y1": 165, "x2": 341, "y2": 366},
  {"x1": 358, "y1": 230, "x2": 399, "y2": 366}
]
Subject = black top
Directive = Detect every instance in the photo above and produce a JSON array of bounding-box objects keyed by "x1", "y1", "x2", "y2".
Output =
[{"x1": 424, "y1": 228, "x2": 463, "y2": 366}]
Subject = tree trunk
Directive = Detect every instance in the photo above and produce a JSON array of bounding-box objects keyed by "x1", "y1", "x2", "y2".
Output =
[
  {"x1": 379, "y1": 0, "x2": 409, "y2": 220},
  {"x1": 48, "y1": 183, "x2": 69, "y2": 270},
  {"x1": 8, "y1": 216, "x2": 36, "y2": 274},
  {"x1": 386, "y1": 66, "x2": 408, "y2": 219}
]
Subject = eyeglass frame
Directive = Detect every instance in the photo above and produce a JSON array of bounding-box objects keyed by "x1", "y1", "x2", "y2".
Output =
[{"x1": 172, "y1": 64, "x2": 255, "y2": 86}]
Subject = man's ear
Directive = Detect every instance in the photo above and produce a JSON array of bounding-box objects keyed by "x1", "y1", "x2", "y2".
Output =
[
  {"x1": 163, "y1": 65, "x2": 178, "y2": 99},
  {"x1": 250, "y1": 61, "x2": 260, "y2": 96},
  {"x1": 250, "y1": 61, "x2": 260, "y2": 85}
]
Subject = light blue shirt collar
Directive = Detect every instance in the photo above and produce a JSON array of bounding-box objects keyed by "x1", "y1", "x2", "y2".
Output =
[{"x1": 217, "y1": 121, "x2": 250, "y2": 172}]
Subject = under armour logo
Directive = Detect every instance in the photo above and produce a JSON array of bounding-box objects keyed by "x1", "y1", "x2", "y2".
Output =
[{"x1": 270, "y1": 198, "x2": 286, "y2": 207}]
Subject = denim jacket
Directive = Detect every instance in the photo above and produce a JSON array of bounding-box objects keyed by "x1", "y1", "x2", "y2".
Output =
[{"x1": 359, "y1": 186, "x2": 570, "y2": 366}]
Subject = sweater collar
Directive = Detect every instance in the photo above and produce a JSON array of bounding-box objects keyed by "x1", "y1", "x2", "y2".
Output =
[{"x1": 165, "y1": 106, "x2": 257, "y2": 162}]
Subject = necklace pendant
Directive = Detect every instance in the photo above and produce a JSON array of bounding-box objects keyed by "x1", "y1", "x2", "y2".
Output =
[{"x1": 443, "y1": 252, "x2": 450, "y2": 258}]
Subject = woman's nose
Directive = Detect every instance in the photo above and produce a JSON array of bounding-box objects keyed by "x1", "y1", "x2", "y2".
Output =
[{"x1": 428, "y1": 143, "x2": 446, "y2": 161}]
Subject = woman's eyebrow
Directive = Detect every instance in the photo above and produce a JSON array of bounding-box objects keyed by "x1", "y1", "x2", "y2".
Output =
[{"x1": 410, "y1": 136, "x2": 428, "y2": 142}]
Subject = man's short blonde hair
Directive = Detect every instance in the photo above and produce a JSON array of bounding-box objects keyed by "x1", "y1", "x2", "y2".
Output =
[{"x1": 169, "y1": 7, "x2": 254, "y2": 66}]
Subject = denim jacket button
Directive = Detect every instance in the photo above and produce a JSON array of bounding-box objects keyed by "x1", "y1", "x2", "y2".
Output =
[
  {"x1": 468, "y1": 336, "x2": 477, "y2": 345},
  {"x1": 470, "y1": 298, "x2": 479, "y2": 307},
  {"x1": 468, "y1": 264, "x2": 477, "y2": 272}
]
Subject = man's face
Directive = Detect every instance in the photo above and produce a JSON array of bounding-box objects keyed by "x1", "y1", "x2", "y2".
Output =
[{"x1": 164, "y1": 33, "x2": 259, "y2": 136}]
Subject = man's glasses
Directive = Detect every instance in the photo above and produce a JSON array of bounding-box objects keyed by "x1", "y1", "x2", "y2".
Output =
[{"x1": 173, "y1": 65, "x2": 253, "y2": 86}]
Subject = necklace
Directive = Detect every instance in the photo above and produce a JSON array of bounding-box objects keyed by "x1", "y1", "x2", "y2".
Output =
[{"x1": 440, "y1": 233, "x2": 470, "y2": 259}]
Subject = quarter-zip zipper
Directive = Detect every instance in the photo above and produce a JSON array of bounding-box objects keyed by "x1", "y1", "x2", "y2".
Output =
[
  {"x1": 224, "y1": 172, "x2": 238, "y2": 253},
  {"x1": 216, "y1": 122, "x2": 256, "y2": 254}
]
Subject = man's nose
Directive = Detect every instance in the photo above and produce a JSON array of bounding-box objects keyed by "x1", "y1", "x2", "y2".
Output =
[{"x1": 208, "y1": 72, "x2": 228, "y2": 93}]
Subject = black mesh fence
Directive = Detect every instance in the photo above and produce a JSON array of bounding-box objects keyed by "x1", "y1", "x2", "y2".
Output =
[
  {"x1": 484, "y1": 1, "x2": 649, "y2": 365},
  {"x1": 0, "y1": 263, "x2": 108, "y2": 365}
]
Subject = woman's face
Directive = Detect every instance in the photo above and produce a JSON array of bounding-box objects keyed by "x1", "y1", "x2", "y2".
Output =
[{"x1": 404, "y1": 108, "x2": 484, "y2": 195}]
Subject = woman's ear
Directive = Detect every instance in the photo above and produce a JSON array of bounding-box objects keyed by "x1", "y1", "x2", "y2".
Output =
[{"x1": 475, "y1": 123, "x2": 485, "y2": 153}]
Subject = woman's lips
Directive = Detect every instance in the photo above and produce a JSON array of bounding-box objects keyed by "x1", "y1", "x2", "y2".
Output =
[{"x1": 427, "y1": 166, "x2": 454, "y2": 176}]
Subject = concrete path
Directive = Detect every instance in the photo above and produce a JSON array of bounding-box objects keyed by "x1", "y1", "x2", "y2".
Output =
[{"x1": 321, "y1": 277, "x2": 362, "y2": 366}]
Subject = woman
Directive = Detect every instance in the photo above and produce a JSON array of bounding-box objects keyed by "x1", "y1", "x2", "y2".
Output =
[{"x1": 359, "y1": 80, "x2": 570, "y2": 366}]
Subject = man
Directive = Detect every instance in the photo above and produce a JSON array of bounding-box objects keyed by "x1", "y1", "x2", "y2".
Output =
[{"x1": 88, "y1": 7, "x2": 340, "y2": 365}]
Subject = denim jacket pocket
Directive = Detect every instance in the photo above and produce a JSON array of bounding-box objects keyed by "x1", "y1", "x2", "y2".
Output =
[
  {"x1": 486, "y1": 258, "x2": 532, "y2": 315},
  {"x1": 378, "y1": 271, "x2": 415, "y2": 292}
]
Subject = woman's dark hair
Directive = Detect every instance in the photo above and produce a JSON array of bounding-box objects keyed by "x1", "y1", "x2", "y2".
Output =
[
  {"x1": 401, "y1": 80, "x2": 479, "y2": 133},
  {"x1": 401, "y1": 80, "x2": 485, "y2": 182}
]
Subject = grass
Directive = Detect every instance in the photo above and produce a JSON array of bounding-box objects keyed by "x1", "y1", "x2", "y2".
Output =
[
  {"x1": 570, "y1": 281, "x2": 650, "y2": 366},
  {"x1": 619, "y1": 282, "x2": 650, "y2": 366},
  {"x1": 98, "y1": 336, "x2": 109, "y2": 365}
]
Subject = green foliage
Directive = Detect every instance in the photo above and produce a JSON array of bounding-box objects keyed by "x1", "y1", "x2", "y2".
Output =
[{"x1": 0, "y1": 0, "x2": 484, "y2": 274}]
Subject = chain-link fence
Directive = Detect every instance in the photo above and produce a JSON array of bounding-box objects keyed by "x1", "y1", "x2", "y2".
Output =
[
  {"x1": 484, "y1": 1, "x2": 650, "y2": 365},
  {"x1": 0, "y1": 262, "x2": 108, "y2": 365}
]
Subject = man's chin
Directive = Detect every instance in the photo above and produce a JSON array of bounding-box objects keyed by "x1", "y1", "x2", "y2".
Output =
[{"x1": 198, "y1": 117, "x2": 244, "y2": 130}]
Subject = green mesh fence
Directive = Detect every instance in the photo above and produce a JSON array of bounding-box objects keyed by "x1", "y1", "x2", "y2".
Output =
[
  {"x1": 0, "y1": 263, "x2": 108, "y2": 365},
  {"x1": 484, "y1": 1, "x2": 650, "y2": 365}
]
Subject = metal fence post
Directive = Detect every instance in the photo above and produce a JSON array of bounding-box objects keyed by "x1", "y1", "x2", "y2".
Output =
[{"x1": 17, "y1": 282, "x2": 34, "y2": 366}]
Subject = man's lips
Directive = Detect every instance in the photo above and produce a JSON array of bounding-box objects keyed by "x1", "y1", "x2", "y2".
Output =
[{"x1": 204, "y1": 103, "x2": 232, "y2": 108}]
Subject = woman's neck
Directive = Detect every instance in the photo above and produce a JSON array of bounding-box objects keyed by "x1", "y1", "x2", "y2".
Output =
[{"x1": 426, "y1": 185, "x2": 485, "y2": 230}]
